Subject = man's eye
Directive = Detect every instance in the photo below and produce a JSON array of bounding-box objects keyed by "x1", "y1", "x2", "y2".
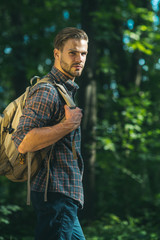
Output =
[{"x1": 69, "y1": 52, "x2": 75, "y2": 55}]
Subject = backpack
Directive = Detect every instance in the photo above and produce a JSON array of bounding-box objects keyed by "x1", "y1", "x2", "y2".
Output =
[{"x1": 0, "y1": 76, "x2": 76, "y2": 204}]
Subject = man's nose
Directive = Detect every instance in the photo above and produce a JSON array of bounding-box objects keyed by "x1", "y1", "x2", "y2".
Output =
[{"x1": 75, "y1": 54, "x2": 83, "y2": 62}]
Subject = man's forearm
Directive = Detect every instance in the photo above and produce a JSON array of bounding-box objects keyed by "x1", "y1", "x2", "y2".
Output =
[{"x1": 18, "y1": 120, "x2": 76, "y2": 154}]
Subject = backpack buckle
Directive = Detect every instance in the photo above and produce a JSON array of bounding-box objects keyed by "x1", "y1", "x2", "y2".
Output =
[{"x1": 18, "y1": 153, "x2": 25, "y2": 165}]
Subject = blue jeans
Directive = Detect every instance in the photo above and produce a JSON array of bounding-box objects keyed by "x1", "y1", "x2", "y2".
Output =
[{"x1": 31, "y1": 191, "x2": 86, "y2": 240}]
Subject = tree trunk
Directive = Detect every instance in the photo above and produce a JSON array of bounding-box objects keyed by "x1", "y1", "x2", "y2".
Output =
[{"x1": 79, "y1": 0, "x2": 97, "y2": 219}]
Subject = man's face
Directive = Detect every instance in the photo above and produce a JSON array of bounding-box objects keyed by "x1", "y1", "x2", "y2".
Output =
[{"x1": 54, "y1": 38, "x2": 88, "y2": 79}]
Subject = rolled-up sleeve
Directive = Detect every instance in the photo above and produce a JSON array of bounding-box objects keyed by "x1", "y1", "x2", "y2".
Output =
[{"x1": 12, "y1": 83, "x2": 59, "y2": 148}]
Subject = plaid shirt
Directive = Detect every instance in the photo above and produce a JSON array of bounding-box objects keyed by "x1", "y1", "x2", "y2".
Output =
[{"x1": 12, "y1": 66, "x2": 84, "y2": 207}]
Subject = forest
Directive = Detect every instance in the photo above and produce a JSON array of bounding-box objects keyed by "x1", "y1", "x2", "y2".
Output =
[{"x1": 1, "y1": 0, "x2": 160, "y2": 239}]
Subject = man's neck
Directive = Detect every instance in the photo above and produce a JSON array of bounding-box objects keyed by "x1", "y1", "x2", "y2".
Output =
[{"x1": 53, "y1": 63, "x2": 75, "y2": 81}]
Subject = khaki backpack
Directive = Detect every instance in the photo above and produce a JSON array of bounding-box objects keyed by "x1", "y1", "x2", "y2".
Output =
[{"x1": 0, "y1": 76, "x2": 76, "y2": 204}]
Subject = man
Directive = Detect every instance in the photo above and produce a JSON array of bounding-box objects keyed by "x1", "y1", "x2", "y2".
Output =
[{"x1": 12, "y1": 27, "x2": 88, "y2": 240}]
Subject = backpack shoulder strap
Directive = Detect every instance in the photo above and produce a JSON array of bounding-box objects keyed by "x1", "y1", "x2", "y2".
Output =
[{"x1": 30, "y1": 76, "x2": 76, "y2": 109}]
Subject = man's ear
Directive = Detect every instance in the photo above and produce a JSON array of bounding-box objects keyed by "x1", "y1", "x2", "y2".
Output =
[{"x1": 54, "y1": 48, "x2": 60, "y2": 59}]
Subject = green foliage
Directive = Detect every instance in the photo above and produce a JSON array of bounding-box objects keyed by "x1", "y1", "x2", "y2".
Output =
[
  {"x1": 98, "y1": 89, "x2": 154, "y2": 156},
  {"x1": 0, "y1": 0, "x2": 81, "y2": 102},
  {"x1": 0, "y1": 203, "x2": 35, "y2": 239},
  {"x1": 0, "y1": 177, "x2": 36, "y2": 239},
  {"x1": 0, "y1": 205, "x2": 21, "y2": 225},
  {"x1": 1, "y1": 0, "x2": 160, "y2": 239},
  {"x1": 84, "y1": 214, "x2": 159, "y2": 240},
  {"x1": 96, "y1": 86, "x2": 160, "y2": 218},
  {"x1": 0, "y1": 204, "x2": 22, "y2": 240}
]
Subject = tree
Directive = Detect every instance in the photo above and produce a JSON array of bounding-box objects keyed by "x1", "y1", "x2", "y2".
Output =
[{"x1": 79, "y1": 0, "x2": 98, "y2": 218}]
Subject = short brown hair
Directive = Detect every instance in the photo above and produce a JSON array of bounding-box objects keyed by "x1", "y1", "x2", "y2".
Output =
[{"x1": 54, "y1": 27, "x2": 88, "y2": 51}]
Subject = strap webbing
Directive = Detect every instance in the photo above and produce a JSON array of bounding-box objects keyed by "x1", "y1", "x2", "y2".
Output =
[
  {"x1": 0, "y1": 121, "x2": 3, "y2": 144},
  {"x1": 44, "y1": 145, "x2": 54, "y2": 202},
  {"x1": 27, "y1": 152, "x2": 31, "y2": 205}
]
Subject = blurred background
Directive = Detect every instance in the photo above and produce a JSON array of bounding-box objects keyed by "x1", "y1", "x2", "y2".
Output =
[{"x1": 1, "y1": 0, "x2": 160, "y2": 239}]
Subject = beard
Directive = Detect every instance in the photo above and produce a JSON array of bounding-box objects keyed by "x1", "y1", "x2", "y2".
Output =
[{"x1": 60, "y1": 57, "x2": 84, "y2": 78}]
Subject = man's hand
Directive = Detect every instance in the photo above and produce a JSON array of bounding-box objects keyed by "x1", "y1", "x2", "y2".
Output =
[
  {"x1": 64, "y1": 105, "x2": 83, "y2": 130},
  {"x1": 18, "y1": 105, "x2": 83, "y2": 154}
]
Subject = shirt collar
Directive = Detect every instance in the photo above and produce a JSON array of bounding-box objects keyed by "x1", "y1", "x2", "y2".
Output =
[{"x1": 50, "y1": 66, "x2": 79, "y2": 91}]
